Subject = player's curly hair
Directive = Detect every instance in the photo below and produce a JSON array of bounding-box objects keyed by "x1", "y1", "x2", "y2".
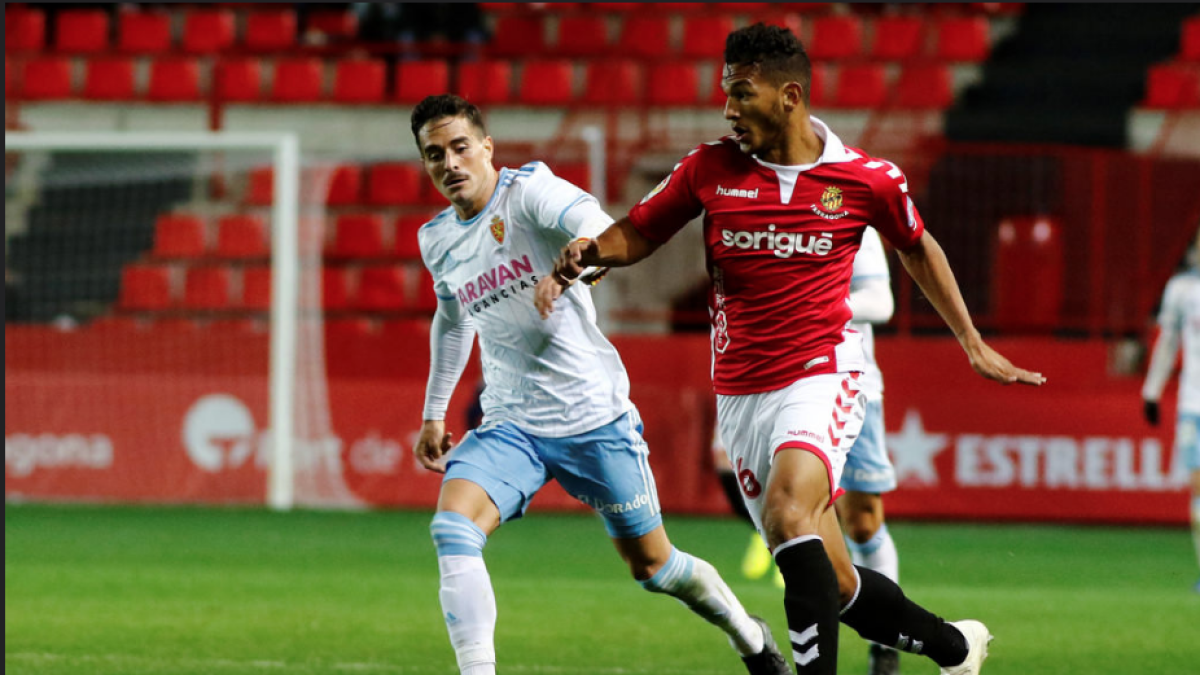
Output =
[
  {"x1": 410, "y1": 94, "x2": 488, "y2": 150},
  {"x1": 724, "y1": 23, "x2": 813, "y2": 106}
]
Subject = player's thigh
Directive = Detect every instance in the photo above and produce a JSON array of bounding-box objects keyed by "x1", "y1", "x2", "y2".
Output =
[
  {"x1": 716, "y1": 392, "x2": 775, "y2": 535},
  {"x1": 538, "y1": 409, "x2": 664, "y2": 540},
  {"x1": 443, "y1": 422, "x2": 551, "y2": 525},
  {"x1": 841, "y1": 398, "x2": 896, "y2": 494}
]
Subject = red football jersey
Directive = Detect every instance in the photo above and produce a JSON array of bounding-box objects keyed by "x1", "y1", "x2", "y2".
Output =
[{"x1": 628, "y1": 120, "x2": 925, "y2": 395}]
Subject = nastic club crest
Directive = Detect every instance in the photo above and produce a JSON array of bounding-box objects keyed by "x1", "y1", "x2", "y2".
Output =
[
  {"x1": 489, "y1": 215, "x2": 506, "y2": 244},
  {"x1": 820, "y1": 186, "x2": 843, "y2": 212}
]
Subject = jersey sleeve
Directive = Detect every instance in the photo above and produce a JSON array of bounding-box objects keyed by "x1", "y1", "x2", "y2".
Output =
[
  {"x1": 867, "y1": 160, "x2": 924, "y2": 251},
  {"x1": 852, "y1": 227, "x2": 890, "y2": 281},
  {"x1": 1157, "y1": 276, "x2": 1185, "y2": 332},
  {"x1": 627, "y1": 146, "x2": 705, "y2": 244},
  {"x1": 516, "y1": 162, "x2": 613, "y2": 241}
]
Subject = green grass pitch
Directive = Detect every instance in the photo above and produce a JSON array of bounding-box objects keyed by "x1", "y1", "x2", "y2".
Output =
[{"x1": 5, "y1": 504, "x2": 1199, "y2": 674}]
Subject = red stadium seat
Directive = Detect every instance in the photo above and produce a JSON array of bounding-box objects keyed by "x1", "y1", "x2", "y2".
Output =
[
  {"x1": 356, "y1": 266, "x2": 408, "y2": 311},
  {"x1": 240, "y1": 266, "x2": 272, "y2": 311},
  {"x1": 322, "y1": 267, "x2": 353, "y2": 311},
  {"x1": 244, "y1": 9, "x2": 296, "y2": 51},
  {"x1": 333, "y1": 59, "x2": 386, "y2": 104},
  {"x1": 457, "y1": 60, "x2": 513, "y2": 104},
  {"x1": 647, "y1": 62, "x2": 699, "y2": 107},
  {"x1": 271, "y1": 58, "x2": 323, "y2": 102},
  {"x1": 681, "y1": 15, "x2": 735, "y2": 59},
  {"x1": 832, "y1": 63, "x2": 888, "y2": 108},
  {"x1": 332, "y1": 214, "x2": 387, "y2": 258},
  {"x1": 519, "y1": 59, "x2": 574, "y2": 105},
  {"x1": 245, "y1": 167, "x2": 274, "y2": 206},
  {"x1": 215, "y1": 58, "x2": 263, "y2": 102},
  {"x1": 83, "y1": 58, "x2": 135, "y2": 101},
  {"x1": 148, "y1": 59, "x2": 202, "y2": 102},
  {"x1": 183, "y1": 267, "x2": 232, "y2": 310},
  {"x1": 808, "y1": 15, "x2": 864, "y2": 61},
  {"x1": 752, "y1": 11, "x2": 804, "y2": 36},
  {"x1": 895, "y1": 64, "x2": 953, "y2": 109},
  {"x1": 367, "y1": 163, "x2": 424, "y2": 206},
  {"x1": 305, "y1": 10, "x2": 357, "y2": 40},
  {"x1": 216, "y1": 214, "x2": 269, "y2": 259},
  {"x1": 325, "y1": 164, "x2": 363, "y2": 206},
  {"x1": 89, "y1": 316, "x2": 144, "y2": 332},
  {"x1": 117, "y1": 10, "x2": 172, "y2": 53},
  {"x1": 554, "y1": 163, "x2": 590, "y2": 191},
  {"x1": 489, "y1": 15, "x2": 547, "y2": 57},
  {"x1": 591, "y1": 3, "x2": 639, "y2": 12},
  {"x1": 118, "y1": 264, "x2": 174, "y2": 311},
  {"x1": 1181, "y1": 16, "x2": 1200, "y2": 62},
  {"x1": 326, "y1": 318, "x2": 375, "y2": 337},
  {"x1": 412, "y1": 267, "x2": 439, "y2": 313},
  {"x1": 55, "y1": 9, "x2": 109, "y2": 53},
  {"x1": 381, "y1": 318, "x2": 431, "y2": 341},
  {"x1": 1142, "y1": 64, "x2": 1200, "y2": 109},
  {"x1": 153, "y1": 213, "x2": 207, "y2": 258},
  {"x1": 583, "y1": 60, "x2": 641, "y2": 106},
  {"x1": 992, "y1": 216, "x2": 1064, "y2": 330},
  {"x1": 6, "y1": 7, "x2": 45, "y2": 51},
  {"x1": 22, "y1": 57, "x2": 73, "y2": 100},
  {"x1": 869, "y1": 15, "x2": 926, "y2": 61},
  {"x1": 618, "y1": 16, "x2": 672, "y2": 59},
  {"x1": 395, "y1": 60, "x2": 449, "y2": 103},
  {"x1": 713, "y1": 2, "x2": 771, "y2": 11},
  {"x1": 553, "y1": 15, "x2": 610, "y2": 57},
  {"x1": 934, "y1": 17, "x2": 989, "y2": 62},
  {"x1": 808, "y1": 63, "x2": 829, "y2": 107},
  {"x1": 394, "y1": 213, "x2": 432, "y2": 260},
  {"x1": 182, "y1": 9, "x2": 235, "y2": 54},
  {"x1": 5, "y1": 59, "x2": 12, "y2": 99}
]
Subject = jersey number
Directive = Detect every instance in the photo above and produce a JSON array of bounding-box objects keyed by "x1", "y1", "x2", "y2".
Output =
[{"x1": 736, "y1": 456, "x2": 761, "y2": 499}]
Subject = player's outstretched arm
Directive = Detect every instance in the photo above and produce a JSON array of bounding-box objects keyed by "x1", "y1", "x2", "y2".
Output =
[
  {"x1": 413, "y1": 420, "x2": 455, "y2": 473},
  {"x1": 896, "y1": 231, "x2": 1046, "y2": 386},
  {"x1": 535, "y1": 217, "x2": 661, "y2": 318}
]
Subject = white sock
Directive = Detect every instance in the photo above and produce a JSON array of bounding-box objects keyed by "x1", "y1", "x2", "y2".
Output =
[
  {"x1": 1191, "y1": 496, "x2": 1200, "y2": 573},
  {"x1": 438, "y1": 555, "x2": 497, "y2": 674},
  {"x1": 640, "y1": 547, "x2": 765, "y2": 656},
  {"x1": 852, "y1": 523, "x2": 899, "y2": 584}
]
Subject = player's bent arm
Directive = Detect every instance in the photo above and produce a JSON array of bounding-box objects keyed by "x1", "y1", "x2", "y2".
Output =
[
  {"x1": 415, "y1": 299, "x2": 476, "y2": 472},
  {"x1": 896, "y1": 231, "x2": 1046, "y2": 386},
  {"x1": 1141, "y1": 325, "x2": 1180, "y2": 404},
  {"x1": 849, "y1": 276, "x2": 894, "y2": 324},
  {"x1": 535, "y1": 218, "x2": 663, "y2": 318}
]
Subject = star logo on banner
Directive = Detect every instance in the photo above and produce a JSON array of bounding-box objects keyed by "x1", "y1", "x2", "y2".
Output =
[{"x1": 888, "y1": 409, "x2": 949, "y2": 487}]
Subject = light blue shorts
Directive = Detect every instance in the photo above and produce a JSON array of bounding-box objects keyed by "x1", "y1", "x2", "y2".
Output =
[
  {"x1": 1177, "y1": 413, "x2": 1200, "y2": 471},
  {"x1": 443, "y1": 410, "x2": 663, "y2": 539},
  {"x1": 840, "y1": 399, "x2": 897, "y2": 494}
]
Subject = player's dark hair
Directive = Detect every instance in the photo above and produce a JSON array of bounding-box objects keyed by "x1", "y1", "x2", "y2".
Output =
[
  {"x1": 724, "y1": 23, "x2": 813, "y2": 106},
  {"x1": 410, "y1": 94, "x2": 487, "y2": 150}
]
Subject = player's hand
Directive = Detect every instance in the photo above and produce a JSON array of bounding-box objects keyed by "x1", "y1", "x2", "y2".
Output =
[
  {"x1": 964, "y1": 338, "x2": 1046, "y2": 386},
  {"x1": 534, "y1": 274, "x2": 565, "y2": 319},
  {"x1": 1143, "y1": 399, "x2": 1160, "y2": 426},
  {"x1": 413, "y1": 420, "x2": 454, "y2": 474}
]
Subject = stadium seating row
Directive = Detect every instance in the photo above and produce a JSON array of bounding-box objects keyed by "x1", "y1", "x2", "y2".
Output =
[
  {"x1": 4, "y1": 6, "x2": 997, "y2": 63},
  {"x1": 7, "y1": 55, "x2": 960, "y2": 110},
  {"x1": 117, "y1": 262, "x2": 436, "y2": 313},
  {"x1": 89, "y1": 314, "x2": 431, "y2": 337},
  {"x1": 240, "y1": 163, "x2": 452, "y2": 207},
  {"x1": 150, "y1": 211, "x2": 437, "y2": 262}
]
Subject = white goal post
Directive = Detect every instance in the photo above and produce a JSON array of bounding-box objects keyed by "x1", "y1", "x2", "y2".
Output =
[{"x1": 5, "y1": 131, "x2": 302, "y2": 510}]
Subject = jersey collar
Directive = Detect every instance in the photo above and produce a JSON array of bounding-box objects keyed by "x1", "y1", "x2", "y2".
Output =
[{"x1": 753, "y1": 116, "x2": 856, "y2": 172}]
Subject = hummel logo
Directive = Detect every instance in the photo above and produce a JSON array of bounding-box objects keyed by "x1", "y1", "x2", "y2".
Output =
[{"x1": 716, "y1": 184, "x2": 759, "y2": 199}]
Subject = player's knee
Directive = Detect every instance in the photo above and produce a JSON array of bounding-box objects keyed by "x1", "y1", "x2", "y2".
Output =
[
  {"x1": 844, "y1": 514, "x2": 881, "y2": 545},
  {"x1": 430, "y1": 511, "x2": 487, "y2": 558},
  {"x1": 760, "y1": 498, "x2": 822, "y2": 550}
]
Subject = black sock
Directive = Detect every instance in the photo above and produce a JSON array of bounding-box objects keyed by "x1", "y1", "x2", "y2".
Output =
[
  {"x1": 775, "y1": 537, "x2": 840, "y2": 674},
  {"x1": 840, "y1": 566, "x2": 968, "y2": 668},
  {"x1": 717, "y1": 469, "x2": 755, "y2": 526}
]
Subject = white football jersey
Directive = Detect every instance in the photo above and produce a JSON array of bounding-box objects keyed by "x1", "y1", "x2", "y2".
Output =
[
  {"x1": 849, "y1": 227, "x2": 891, "y2": 400},
  {"x1": 419, "y1": 162, "x2": 631, "y2": 437},
  {"x1": 1144, "y1": 269, "x2": 1200, "y2": 415}
]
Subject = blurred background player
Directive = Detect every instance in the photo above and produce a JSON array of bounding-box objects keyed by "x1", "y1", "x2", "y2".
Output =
[
  {"x1": 1141, "y1": 226, "x2": 1200, "y2": 593},
  {"x1": 538, "y1": 22, "x2": 1046, "y2": 675},
  {"x1": 410, "y1": 94, "x2": 789, "y2": 675},
  {"x1": 713, "y1": 227, "x2": 906, "y2": 675}
]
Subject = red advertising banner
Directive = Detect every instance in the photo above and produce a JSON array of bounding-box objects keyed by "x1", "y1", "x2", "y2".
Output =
[{"x1": 5, "y1": 328, "x2": 1184, "y2": 524}]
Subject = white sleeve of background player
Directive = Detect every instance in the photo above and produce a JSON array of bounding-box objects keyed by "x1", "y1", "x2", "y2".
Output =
[
  {"x1": 849, "y1": 228, "x2": 894, "y2": 324},
  {"x1": 517, "y1": 162, "x2": 614, "y2": 241},
  {"x1": 423, "y1": 296, "x2": 476, "y2": 422},
  {"x1": 1142, "y1": 276, "x2": 1184, "y2": 402}
]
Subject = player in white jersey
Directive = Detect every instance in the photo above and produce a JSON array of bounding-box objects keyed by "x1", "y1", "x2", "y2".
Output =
[
  {"x1": 1142, "y1": 227, "x2": 1200, "y2": 593},
  {"x1": 538, "y1": 24, "x2": 1045, "y2": 675},
  {"x1": 409, "y1": 95, "x2": 790, "y2": 675}
]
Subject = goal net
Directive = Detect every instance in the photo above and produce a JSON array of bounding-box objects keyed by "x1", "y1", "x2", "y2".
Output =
[{"x1": 4, "y1": 132, "x2": 360, "y2": 509}]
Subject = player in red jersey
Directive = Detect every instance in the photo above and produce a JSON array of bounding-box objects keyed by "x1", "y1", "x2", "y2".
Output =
[{"x1": 536, "y1": 23, "x2": 1044, "y2": 675}]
